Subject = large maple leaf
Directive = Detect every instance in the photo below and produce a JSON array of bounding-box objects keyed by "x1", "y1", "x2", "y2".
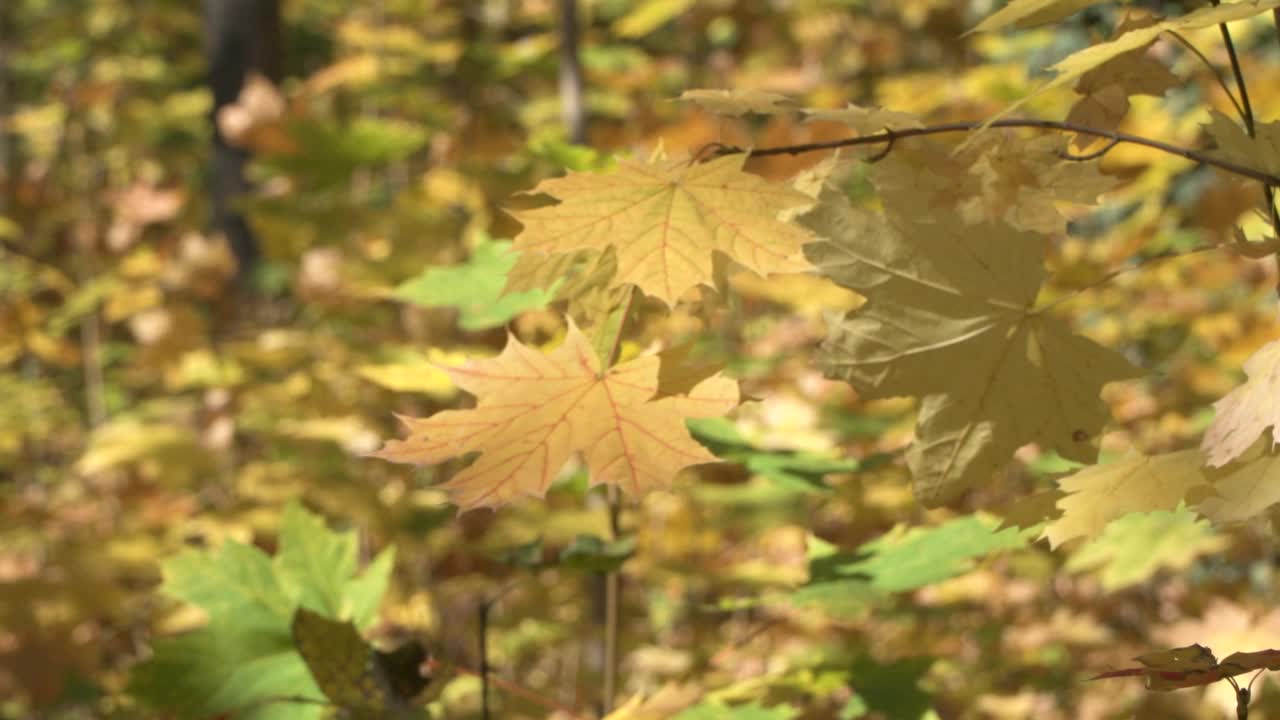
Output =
[
  {"x1": 802, "y1": 189, "x2": 1138, "y2": 506},
  {"x1": 370, "y1": 321, "x2": 739, "y2": 510},
  {"x1": 1044, "y1": 449, "x2": 1207, "y2": 548},
  {"x1": 507, "y1": 154, "x2": 815, "y2": 306}
]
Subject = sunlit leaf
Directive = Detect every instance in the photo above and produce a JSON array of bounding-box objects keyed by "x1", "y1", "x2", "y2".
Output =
[
  {"x1": 1065, "y1": 505, "x2": 1227, "y2": 590},
  {"x1": 129, "y1": 503, "x2": 394, "y2": 719},
  {"x1": 393, "y1": 239, "x2": 558, "y2": 330},
  {"x1": 509, "y1": 154, "x2": 814, "y2": 306},
  {"x1": 1202, "y1": 336, "x2": 1280, "y2": 467},
  {"x1": 371, "y1": 319, "x2": 739, "y2": 510},
  {"x1": 970, "y1": 0, "x2": 1108, "y2": 33}
]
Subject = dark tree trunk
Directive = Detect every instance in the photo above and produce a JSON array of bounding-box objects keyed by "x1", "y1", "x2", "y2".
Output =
[{"x1": 205, "y1": 0, "x2": 282, "y2": 279}]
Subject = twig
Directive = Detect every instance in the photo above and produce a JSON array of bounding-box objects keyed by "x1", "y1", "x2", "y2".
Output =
[
  {"x1": 1210, "y1": 0, "x2": 1255, "y2": 134},
  {"x1": 720, "y1": 119, "x2": 1280, "y2": 186},
  {"x1": 478, "y1": 599, "x2": 490, "y2": 720},
  {"x1": 475, "y1": 580, "x2": 522, "y2": 720},
  {"x1": 602, "y1": 483, "x2": 622, "y2": 714},
  {"x1": 1039, "y1": 244, "x2": 1223, "y2": 314},
  {"x1": 1167, "y1": 30, "x2": 1246, "y2": 123},
  {"x1": 1059, "y1": 137, "x2": 1121, "y2": 162},
  {"x1": 0, "y1": 1, "x2": 10, "y2": 216},
  {"x1": 865, "y1": 129, "x2": 895, "y2": 163},
  {"x1": 430, "y1": 659, "x2": 589, "y2": 719},
  {"x1": 709, "y1": 617, "x2": 785, "y2": 667},
  {"x1": 1208, "y1": 0, "x2": 1280, "y2": 290},
  {"x1": 236, "y1": 694, "x2": 330, "y2": 713}
]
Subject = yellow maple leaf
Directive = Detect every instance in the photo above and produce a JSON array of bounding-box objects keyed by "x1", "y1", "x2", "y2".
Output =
[
  {"x1": 1202, "y1": 338, "x2": 1280, "y2": 467},
  {"x1": 969, "y1": 0, "x2": 1106, "y2": 34},
  {"x1": 1066, "y1": 15, "x2": 1178, "y2": 146},
  {"x1": 991, "y1": 0, "x2": 1280, "y2": 121},
  {"x1": 803, "y1": 104, "x2": 924, "y2": 135},
  {"x1": 677, "y1": 88, "x2": 793, "y2": 117},
  {"x1": 1047, "y1": 438, "x2": 1280, "y2": 544},
  {"x1": 370, "y1": 320, "x2": 739, "y2": 510},
  {"x1": 1195, "y1": 439, "x2": 1280, "y2": 525},
  {"x1": 870, "y1": 135, "x2": 1114, "y2": 235},
  {"x1": 1204, "y1": 109, "x2": 1280, "y2": 178},
  {"x1": 1043, "y1": 449, "x2": 1207, "y2": 548},
  {"x1": 508, "y1": 154, "x2": 815, "y2": 306},
  {"x1": 803, "y1": 189, "x2": 1138, "y2": 506}
]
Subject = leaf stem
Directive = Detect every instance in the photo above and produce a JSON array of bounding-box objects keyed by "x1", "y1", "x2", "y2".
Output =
[
  {"x1": 592, "y1": 286, "x2": 635, "y2": 369},
  {"x1": 1038, "y1": 244, "x2": 1224, "y2": 314},
  {"x1": 1208, "y1": 0, "x2": 1280, "y2": 290},
  {"x1": 724, "y1": 119, "x2": 1280, "y2": 186},
  {"x1": 1210, "y1": 0, "x2": 1256, "y2": 134},
  {"x1": 1167, "y1": 30, "x2": 1246, "y2": 122},
  {"x1": 602, "y1": 483, "x2": 621, "y2": 714}
]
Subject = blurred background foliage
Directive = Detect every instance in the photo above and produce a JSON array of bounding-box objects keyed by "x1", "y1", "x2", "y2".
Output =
[{"x1": 5, "y1": 0, "x2": 1280, "y2": 718}]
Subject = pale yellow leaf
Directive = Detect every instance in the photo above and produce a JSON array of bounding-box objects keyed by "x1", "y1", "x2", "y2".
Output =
[
  {"x1": 1195, "y1": 438, "x2": 1280, "y2": 524},
  {"x1": 1049, "y1": 439, "x2": 1280, "y2": 541},
  {"x1": 602, "y1": 683, "x2": 701, "y2": 720},
  {"x1": 804, "y1": 189, "x2": 1138, "y2": 506},
  {"x1": 1203, "y1": 109, "x2": 1280, "y2": 178},
  {"x1": 803, "y1": 104, "x2": 923, "y2": 134},
  {"x1": 1066, "y1": 15, "x2": 1178, "y2": 145},
  {"x1": 356, "y1": 348, "x2": 477, "y2": 399},
  {"x1": 509, "y1": 154, "x2": 815, "y2": 306},
  {"x1": 871, "y1": 136, "x2": 1114, "y2": 235},
  {"x1": 991, "y1": 0, "x2": 1280, "y2": 121},
  {"x1": 678, "y1": 89, "x2": 794, "y2": 117},
  {"x1": 1044, "y1": 449, "x2": 1207, "y2": 548},
  {"x1": 1203, "y1": 338, "x2": 1280, "y2": 467},
  {"x1": 370, "y1": 320, "x2": 739, "y2": 510},
  {"x1": 970, "y1": 0, "x2": 1107, "y2": 34},
  {"x1": 613, "y1": 0, "x2": 697, "y2": 38}
]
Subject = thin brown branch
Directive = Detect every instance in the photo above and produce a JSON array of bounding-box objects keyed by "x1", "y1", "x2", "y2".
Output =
[
  {"x1": 1209, "y1": 0, "x2": 1280, "y2": 285},
  {"x1": 1210, "y1": 0, "x2": 1255, "y2": 134},
  {"x1": 602, "y1": 483, "x2": 621, "y2": 715},
  {"x1": 721, "y1": 119, "x2": 1280, "y2": 186},
  {"x1": 1059, "y1": 137, "x2": 1120, "y2": 162},
  {"x1": 1167, "y1": 30, "x2": 1245, "y2": 122},
  {"x1": 1039, "y1": 244, "x2": 1223, "y2": 314}
]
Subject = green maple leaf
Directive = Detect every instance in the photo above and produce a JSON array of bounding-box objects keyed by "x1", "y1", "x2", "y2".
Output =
[
  {"x1": 1065, "y1": 505, "x2": 1226, "y2": 590},
  {"x1": 808, "y1": 516, "x2": 1033, "y2": 593},
  {"x1": 394, "y1": 238, "x2": 558, "y2": 330},
  {"x1": 129, "y1": 503, "x2": 395, "y2": 719}
]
